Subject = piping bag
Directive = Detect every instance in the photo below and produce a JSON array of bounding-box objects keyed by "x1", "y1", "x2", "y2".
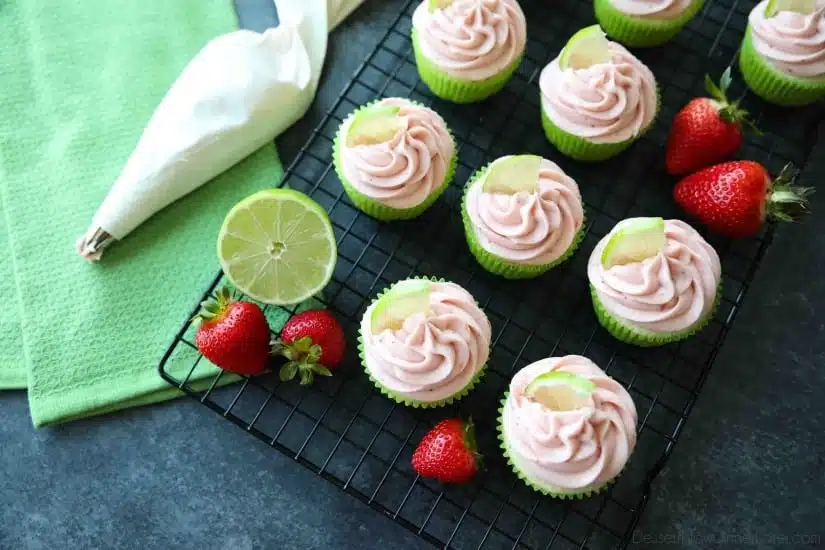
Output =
[{"x1": 76, "y1": 0, "x2": 365, "y2": 260}]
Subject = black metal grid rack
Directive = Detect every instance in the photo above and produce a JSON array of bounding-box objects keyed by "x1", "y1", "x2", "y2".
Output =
[{"x1": 159, "y1": 0, "x2": 824, "y2": 548}]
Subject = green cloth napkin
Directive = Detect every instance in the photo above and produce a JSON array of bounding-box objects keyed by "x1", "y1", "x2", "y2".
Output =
[{"x1": 0, "y1": 0, "x2": 282, "y2": 425}]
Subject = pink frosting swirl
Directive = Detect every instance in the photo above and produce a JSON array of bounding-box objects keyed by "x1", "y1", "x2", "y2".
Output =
[
  {"x1": 749, "y1": 0, "x2": 825, "y2": 78},
  {"x1": 607, "y1": 0, "x2": 696, "y2": 19},
  {"x1": 412, "y1": 0, "x2": 527, "y2": 81},
  {"x1": 502, "y1": 356, "x2": 637, "y2": 493},
  {"x1": 587, "y1": 219, "x2": 721, "y2": 334},
  {"x1": 340, "y1": 98, "x2": 455, "y2": 209},
  {"x1": 539, "y1": 42, "x2": 658, "y2": 144},
  {"x1": 361, "y1": 281, "x2": 492, "y2": 403},
  {"x1": 465, "y1": 156, "x2": 584, "y2": 265}
]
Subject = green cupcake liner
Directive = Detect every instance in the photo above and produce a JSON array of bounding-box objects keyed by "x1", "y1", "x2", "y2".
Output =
[
  {"x1": 460, "y1": 163, "x2": 586, "y2": 279},
  {"x1": 358, "y1": 276, "x2": 488, "y2": 408},
  {"x1": 412, "y1": 29, "x2": 523, "y2": 104},
  {"x1": 497, "y1": 396, "x2": 610, "y2": 499},
  {"x1": 540, "y1": 107, "x2": 631, "y2": 161},
  {"x1": 333, "y1": 101, "x2": 457, "y2": 221},
  {"x1": 595, "y1": 0, "x2": 705, "y2": 47},
  {"x1": 739, "y1": 28, "x2": 825, "y2": 107},
  {"x1": 590, "y1": 281, "x2": 722, "y2": 347}
]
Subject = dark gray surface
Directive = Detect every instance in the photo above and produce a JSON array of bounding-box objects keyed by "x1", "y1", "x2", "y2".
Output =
[{"x1": 1, "y1": 1, "x2": 824, "y2": 549}]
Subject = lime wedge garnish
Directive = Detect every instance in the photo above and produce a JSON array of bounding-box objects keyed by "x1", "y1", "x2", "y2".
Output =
[
  {"x1": 217, "y1": 189, "x2": 337, "y2": 305},
  {"x1": 765, "y1": 0, "x2": 817, "y2": 17},
  {"x1": 524, "y1": 371, "x2": 596, "y2": 411},
  {"x1": 601, "y1": 217, "x2": 666, "y2": 269},
  {"x1": 346, "y1": 105, "x2": 401, "y2": 147},
  {"x1": 481, "y1": 155, "x2": 543, "y2": 194},
  {"x1": 428, "y1": 0, "x2": 454, "y2": 12},
  {"x1": 370, "y1": 279, "x2": 431, "y2": 333},
  {"x1": 559, "y1": 25, "x2": 611, "y2": 70}
]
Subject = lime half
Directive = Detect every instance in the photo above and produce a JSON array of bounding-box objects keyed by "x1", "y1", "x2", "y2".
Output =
[
  {"x1": 601, "y1": 217, "x2": 666, "y2": 269},
  {"x1": 218, "y1": 189, "x2": 337, "y2": 305},
  {"x1": 524, "y1": 371, "x2": 595, "y2": 411},
  {"x1": 559, "y1": 25, "x2": 611, "y2": 70},
  {"x1": 765, "y1": 0, "x2": 817, "y2": 17}
]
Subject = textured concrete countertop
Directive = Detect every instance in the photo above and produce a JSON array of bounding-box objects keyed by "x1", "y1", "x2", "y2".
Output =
[{"x1": 1, "y1": 1, "x2": 823, "y2": 549}]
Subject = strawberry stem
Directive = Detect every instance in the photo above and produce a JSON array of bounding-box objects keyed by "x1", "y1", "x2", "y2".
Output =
[
  {"x1": 704, "y1": 68, "x2": 761, "y2": 135},
  {"x1": 271, "y1": 335, "x2": 332, "y2": 385},
  {"x1": 766, "y1": 164, "x2": 813, "y2": 223}
]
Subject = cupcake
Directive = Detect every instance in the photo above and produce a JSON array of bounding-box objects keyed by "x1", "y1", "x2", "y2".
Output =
[
  {"x1": 462, "y1": 154, "x2": 586, "y2": 279},
  {"x1": 499, "y1": 355, "x2": 638, "y2": 498},
  {"x1": 587, "y1": 217, "x2": 722, "y2": 347},
  {"x1": 411, "y1": 0, "x2": 527, "y2": 103},
  {"x1": 540, "y1": 26, "x2": 659, "y2": 162},
  {"x1": 594, "y1": 0, "x2": 705, "y2": 47},
  {"x1": 334, "y1": 98, "x2": 456, "y2": 220},
  {"x1": 739, "y1": 0, "x2": 825, "y2": 106},
  {"x1": 359, "y1": 278, "x2": 492, "y2": 407}
]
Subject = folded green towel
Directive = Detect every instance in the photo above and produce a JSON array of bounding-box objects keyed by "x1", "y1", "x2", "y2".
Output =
[
  {"x1": 0, "y1": 0, "x2": 282, "y2": 425},
  {"x1": 0, "y1": 205, "x2": 27, "y2": 389}
]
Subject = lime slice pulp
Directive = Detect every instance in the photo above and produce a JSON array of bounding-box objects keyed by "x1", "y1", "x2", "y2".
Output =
[
  {"x1": 524, "y1": 371, "x2": 595, "y2": 411},
  {"x1": 371, "y1": 279, "x2": 431, "y2": 333},
  {"x1": 481, "y1": 155, "x2": 543, "y2": 194},
  {"x1": 217, "y1": 189, "x2": 337, "y2": 305},
  {"x1": 601, "y1": 217, "x2": 666, "y2": 269},
  {"x1": 765, "y1": 0, "x2": 817, "y2": 17},
  {"x1": 346, "y1": 105, "x2": 401, "y2": 147},
  {"x1": 559, "y1": 25, "x2": 611, "y2": 70}
]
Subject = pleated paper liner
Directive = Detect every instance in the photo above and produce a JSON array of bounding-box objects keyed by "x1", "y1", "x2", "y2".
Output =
[
  {"x1": 739, "y1": 28, "x2": 825, "y2": 107},
  {"x1": 595, "y1": 0, "x2": 705, "y2": 47},
  {"x1": 590, "y1": 282, "x2": 722, "y2": 347},
  {"x1": 461, "y1": 162, "x2": 585, "y2": 279}
]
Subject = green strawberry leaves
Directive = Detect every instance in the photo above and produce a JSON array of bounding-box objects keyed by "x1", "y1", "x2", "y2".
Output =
[
  {"x1": 704, "y1": 68, "x2": 761, "y2": 135},
  {"x1": 272, "y1": 335, "x2": 333, "y2": 385}
]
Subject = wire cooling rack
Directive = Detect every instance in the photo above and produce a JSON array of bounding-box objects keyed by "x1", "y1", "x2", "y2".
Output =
[{"x1": 159, "y1": 0, "x2": 824, "y2": 548}]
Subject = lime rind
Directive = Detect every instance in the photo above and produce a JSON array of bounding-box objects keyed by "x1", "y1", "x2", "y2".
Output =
[
  {"x1": 412, "y1": 30, "x2": 523, "y2": 103},
  {"x1": 497, "y1": 396, "x2": 611, "y2": 499},
  {"x1": 594, "y1": 0, "x2": 705, "y2": 47},
  {"x1": 601, "y1": 217, "x2": 666, "y2": 269},
  {"x1": 217, "y1": 189, "x2": 337, "y2": 306},
  {"x1": 461, "y1": 163, "x2": 586, "y2": 279},
  {"x1": 559, "y1": 25, "x2": 611, "y2": 70},
  {"x1": 333, "y1": 100, "x2": 457, "y2": 220},
  {"x1": 540, "y1": 91, "x2": 660, "y2": 162},
  {"x1": 525, "y1": 371, "x2": 596, "y2": 398},
  {"x1": 590, "y1": 281, "x2": 722, "y2": 347},
  {"x1": 481, "y1": 155, "x2": 543, "y2": 194},
  {"x1": 359, "y1": 276, "x2": 487, "y2": 408},
  {"x1": 739, "y1": 28, "x2": 825, "y2": 106}
]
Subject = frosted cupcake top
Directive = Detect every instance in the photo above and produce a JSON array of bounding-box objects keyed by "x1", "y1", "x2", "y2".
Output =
[
  {"x1": 465, "y1": 156, "x2": 585, "y2": 265},
  {"x1": 502, "y1": 356, "x2": 637, "y2": 494},
  {"x1": 412, "y1": 0, "x2": 527, "y2": 81},
  {"x1": 607, "y1": 0, "x2": 696, "y2": 20},
  {"x1": 539, "y1": 42, "x2": 658, "y2": 144},
  {"x1": 361, "y1": 280, "x2": 491, "y2": 403},
  {"x1": 339, "y1": 98, "x2": 455, "y2": 209},
  {"x1": 749, "y1": 0, "x2": 825, "y2": 78},
  {"x1": 587, "y1": 218, "x2": 721, "y2": 334}
]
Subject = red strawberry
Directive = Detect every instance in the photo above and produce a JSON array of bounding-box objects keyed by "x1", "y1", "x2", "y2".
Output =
[
  {"x1": 272, "y1": 309, "x2": 346, "y2": 385},
  {"x1": 412, "y1": 418, "x2": 480, "y2": 484},
  {"x1": 674, "y1": 161, "x2": 811, "y2": 238},
  {"x1": 665, "y1": 69, "x2": 759, "y2": 176},
  {"x1": 194, "y1": 287, "x2": 271, "y2": 375}
]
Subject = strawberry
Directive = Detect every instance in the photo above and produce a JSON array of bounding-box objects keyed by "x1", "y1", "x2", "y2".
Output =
[
  {"x1": 194, "y1": 287, "x2": 271, "y2": 375},
  {"x1": 411, "y1": 418, "x2": 480, "y2": 484},
  {"x1": 674, "y1": 161, "x2": 811, "y2": 238},
  {"x1": 272, "y1": 309, "x2": 346, "y2": 385},
  {"x1": 665, "y1": 68, "x2": 759, "y2": 176}
]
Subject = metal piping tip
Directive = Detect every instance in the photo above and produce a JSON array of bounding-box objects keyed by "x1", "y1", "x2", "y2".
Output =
[{"x1": 76, "y1": 227, "x2": 115, "y2": 262}]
